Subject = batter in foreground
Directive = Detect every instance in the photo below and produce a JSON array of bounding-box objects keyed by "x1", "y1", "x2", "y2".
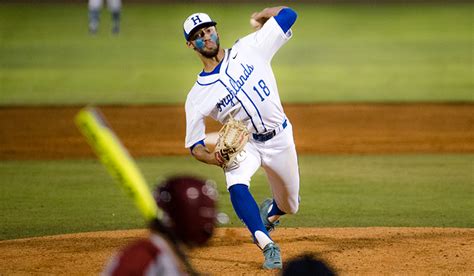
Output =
[{"x1": 183, "y1": 6, "x2": 300, "y2": 270}]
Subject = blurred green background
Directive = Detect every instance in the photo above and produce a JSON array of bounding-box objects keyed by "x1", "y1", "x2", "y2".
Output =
[
  {"x1": 1, "y1": 155, "x2": 473, "y2": 240},
  {"x1": 0, "y1": 3, "x2": 473, "y2": 240},
  {"x1": 0, "y1": 3, "x2": 472, "y2": 104}
]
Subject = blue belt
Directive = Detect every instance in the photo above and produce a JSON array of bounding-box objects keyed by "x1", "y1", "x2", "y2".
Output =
[{"x1": 252, "y1": 119, "x2": 288, "y2": 142}]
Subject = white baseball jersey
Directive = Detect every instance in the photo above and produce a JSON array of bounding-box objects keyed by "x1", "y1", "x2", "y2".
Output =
[
  {"x1": 185, "y1": 16, "x2": 292, "y2": 148},
  {"x1": 185, "y1": 16, "x2": 299, "y2": 214}
]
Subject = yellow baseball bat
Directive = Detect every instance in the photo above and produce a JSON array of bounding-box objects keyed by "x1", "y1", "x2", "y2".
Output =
[{"x1": 75, "y1": 107, "x2": 161, "y2": 221}]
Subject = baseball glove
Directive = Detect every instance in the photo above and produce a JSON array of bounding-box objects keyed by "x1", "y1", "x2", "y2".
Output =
[{"x1": 214, "y1": 116, "x2": 249, "y2": 170}]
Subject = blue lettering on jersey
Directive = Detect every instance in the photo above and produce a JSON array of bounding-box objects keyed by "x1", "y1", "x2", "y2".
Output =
[
  {"x1": 216, "y1": 93, "x2": 236, "y2": 112},
  {"x1": 229, "y1": 64, "x2": 254, "y2": 94},
  {"x1": 215, "y1": 63, "x2": 255, "y2": 113}
]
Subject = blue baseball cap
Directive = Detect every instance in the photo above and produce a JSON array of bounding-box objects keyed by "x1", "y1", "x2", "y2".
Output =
[{"x1": 183, "y1": 13, "x2": 217, "y2": 41}]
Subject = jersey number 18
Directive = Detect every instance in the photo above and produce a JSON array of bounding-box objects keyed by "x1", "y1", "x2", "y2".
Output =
[{"x1": 253, "y1": 79, "x2": 271, "y2": 102}]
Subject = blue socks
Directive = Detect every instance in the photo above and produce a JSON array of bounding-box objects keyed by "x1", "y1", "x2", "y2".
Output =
[
  {"x1": 229, "y1": 184, "x2": 270, "y2": 239},
  {"x1": 268, "y1": 199, "x2": 286, "y2": 217},
  {"x1": 88, "y1": 9, "x2": 100, "y2": 34}
]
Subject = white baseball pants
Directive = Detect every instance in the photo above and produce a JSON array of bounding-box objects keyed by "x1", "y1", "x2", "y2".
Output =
[{"x1": 225, "y1": 122, "x2": 300, "y2": 214}]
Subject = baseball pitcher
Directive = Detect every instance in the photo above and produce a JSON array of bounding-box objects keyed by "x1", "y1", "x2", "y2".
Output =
[{"x1": 183, "y1": 6, "x2": 300, "y2": 269}]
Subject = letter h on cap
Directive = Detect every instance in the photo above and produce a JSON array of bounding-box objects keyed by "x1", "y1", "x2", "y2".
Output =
[{"x1": 191, "y1": 15, "x2": 202, "y2": 26}]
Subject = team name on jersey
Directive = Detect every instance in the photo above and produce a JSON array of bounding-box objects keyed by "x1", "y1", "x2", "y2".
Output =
[
  {"x1": 229, "y1": 63, "x2": 254, "y2": 94},
  {"x1": 215, "y1": 63, "x2": 255, "y2": 112},
  {"x1": 216, "y1": 92, "x2": 236, "y2": 112}
]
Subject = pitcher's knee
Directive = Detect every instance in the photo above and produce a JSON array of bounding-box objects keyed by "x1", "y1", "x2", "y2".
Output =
[
  {"x1": 282, "y1": 201, "x2": 299, "y2": 214},
  {"x1": 275, "y1": 196, "x2": 299, "y2": 215},
  {"x1": 286, "y1": 204, "x2": 298, "y2": 214}
]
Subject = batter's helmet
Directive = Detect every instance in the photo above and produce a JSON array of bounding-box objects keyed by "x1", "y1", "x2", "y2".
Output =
[{"x1": 153, "y1": 175, "x2": 217, "y2": 246}]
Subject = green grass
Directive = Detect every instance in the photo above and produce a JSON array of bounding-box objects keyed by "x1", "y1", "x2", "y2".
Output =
[
  {"x1": 1, "y1": 154, "x2": 472, "y2": 240},
  {"x1": 0, "y1": 3, "x2": 472, "y2": 104}
]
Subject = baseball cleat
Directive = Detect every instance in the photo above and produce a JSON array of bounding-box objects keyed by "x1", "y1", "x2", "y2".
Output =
[
  {"x1": 262, "y1": 242, "x2": 282, "y2": 269},
  {"x1": 259, "y1": 198, "x2": 280, "y2": 233}
]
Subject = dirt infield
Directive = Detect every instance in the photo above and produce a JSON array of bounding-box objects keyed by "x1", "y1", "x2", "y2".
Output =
[
  {"x1": 1, "y1": 104, "x2": 473, "y2": 274},
  {"x1": 0, "y1": 228, "x2": 473, "y2": 275},
  {"x1": 1, "y1": 103, "x2": 473, "y2": 159}
]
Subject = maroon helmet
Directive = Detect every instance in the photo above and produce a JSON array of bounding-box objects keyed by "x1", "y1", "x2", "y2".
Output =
[{"x1": 153, "y1": 175, "x2": 217, "y2": 246}]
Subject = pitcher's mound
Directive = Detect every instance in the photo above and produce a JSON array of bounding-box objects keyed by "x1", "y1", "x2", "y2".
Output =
[{"x1": 0, "y1": 227, "x2": 473, "y2": 275}]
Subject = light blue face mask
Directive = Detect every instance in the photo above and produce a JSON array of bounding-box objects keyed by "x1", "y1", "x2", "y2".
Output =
[
  {"x1": 210, "y1": 33, "x2": 219, "y2": 43},
  {"x1": 195, "y1": 38, "x2": 205, "y2": 49},
  {"x1": 195, "y1": 33, "x2": 219, "y2": 50}
]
